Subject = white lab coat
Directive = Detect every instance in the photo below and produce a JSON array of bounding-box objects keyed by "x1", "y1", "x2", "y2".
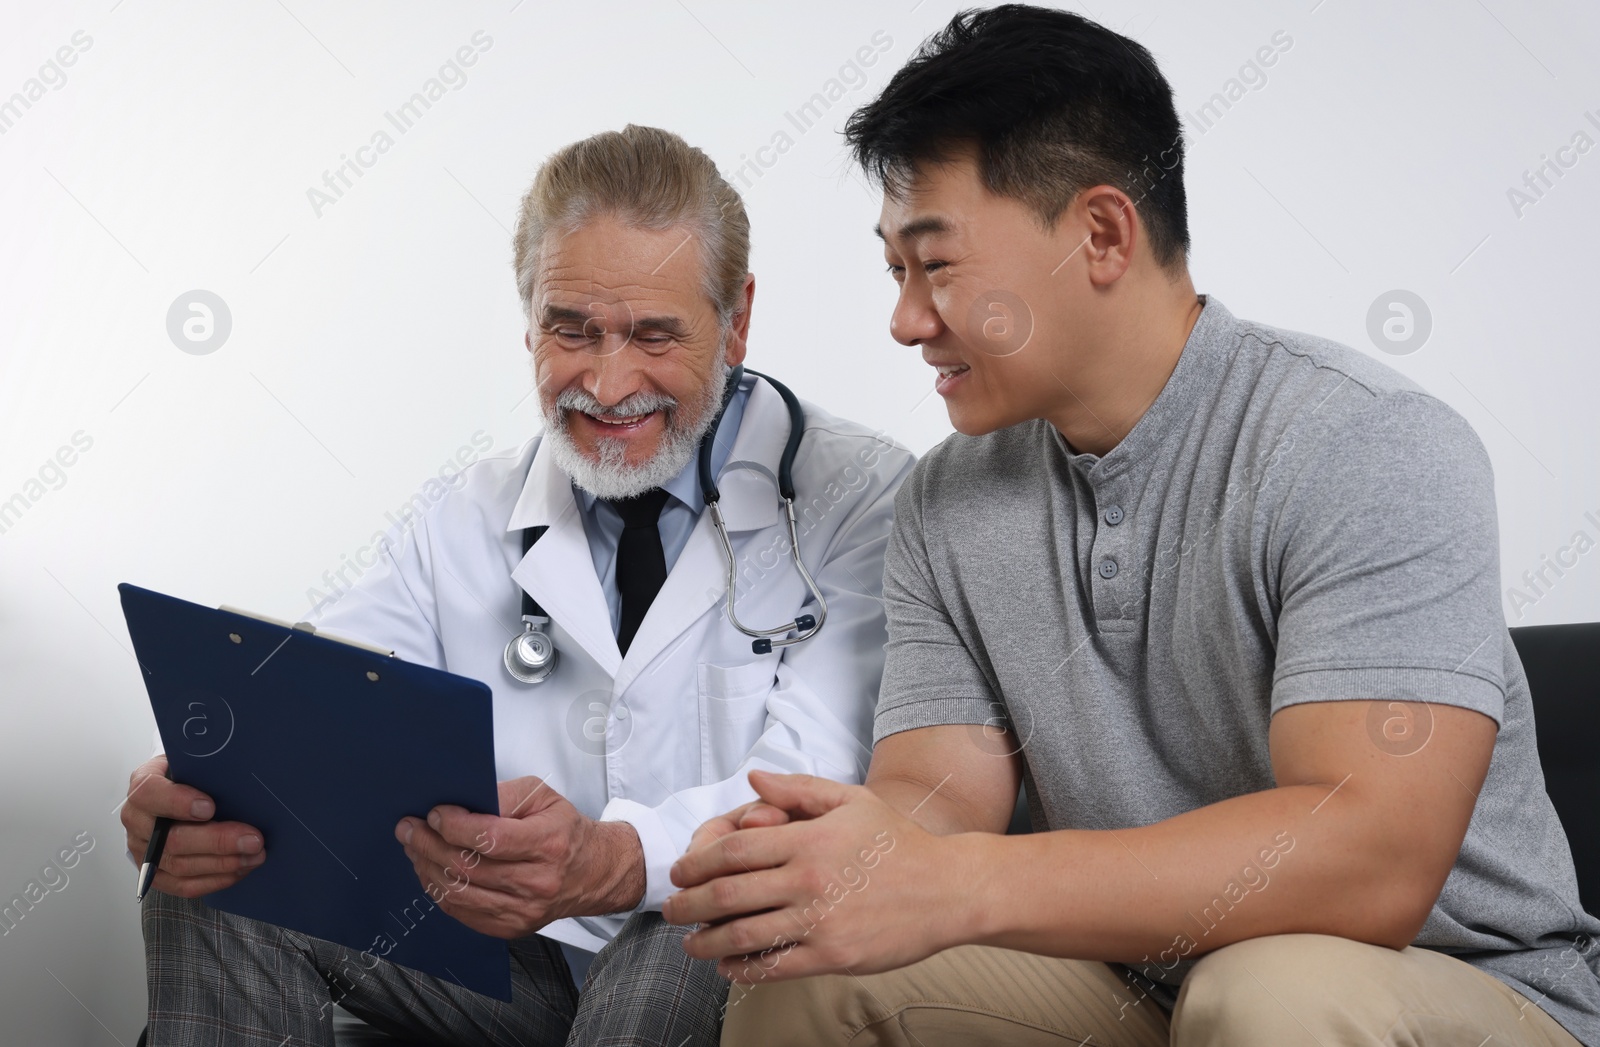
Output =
[{"x1": 308, "y1": 378, "x2": 914, "y2": 952}]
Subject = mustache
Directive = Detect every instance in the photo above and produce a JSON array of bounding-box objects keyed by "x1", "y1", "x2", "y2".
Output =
[{"x1": 553, "y1": 387, "x2": 679, "y2": 423}]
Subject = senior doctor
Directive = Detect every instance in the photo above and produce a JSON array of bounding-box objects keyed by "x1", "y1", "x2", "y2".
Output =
[{"x1": 122, "y1": 124, "x2": 912, "y2": 1047}]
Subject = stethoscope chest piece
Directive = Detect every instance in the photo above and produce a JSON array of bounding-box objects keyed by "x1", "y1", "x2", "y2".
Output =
[{"x1": 505, "y1": 614, "x2": 557, "y2": 684}]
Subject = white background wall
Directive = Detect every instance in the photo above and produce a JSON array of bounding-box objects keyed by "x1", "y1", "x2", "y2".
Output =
[{"x1": 1, "y1": 0, "x2": 1596, "y2": 1040}]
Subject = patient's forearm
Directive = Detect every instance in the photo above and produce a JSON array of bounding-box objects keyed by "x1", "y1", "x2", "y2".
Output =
[
  {"x1": 868, "y1": 775, "x2": 1011, "y2": 836},
  {"x1": 865, "y1": 724, "x2": 1023, "y2": 836},
  {"x1": 962, "y1": 781, "x2": 1436, "y2": 966}
]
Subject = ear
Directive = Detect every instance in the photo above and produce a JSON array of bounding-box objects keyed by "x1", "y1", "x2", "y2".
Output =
[
  {"x1": 723, "y1": 273, "x2": 756, "y2": 368},
  {"x1": 1076, "y1": 185, "x2": 1138, "y2": 288}
]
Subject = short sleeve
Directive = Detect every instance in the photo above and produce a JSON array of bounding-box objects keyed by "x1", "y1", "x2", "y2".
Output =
[
  {"x1": 872, "y1": 458, "x2": 1001, "y2": 743},
  {"x1": 1270, "y1": 392, "x2": 1506, "y2": 723}
]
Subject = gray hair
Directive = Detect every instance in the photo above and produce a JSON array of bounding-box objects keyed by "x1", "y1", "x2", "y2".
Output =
[{"x1": 512, "y1": 124, "x2": 751, "y2": 329}]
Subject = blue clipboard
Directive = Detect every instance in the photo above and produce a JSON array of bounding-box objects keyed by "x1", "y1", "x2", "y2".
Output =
[{"x1": 118, "y1": 582, "x2": 512, "y2": 1001}]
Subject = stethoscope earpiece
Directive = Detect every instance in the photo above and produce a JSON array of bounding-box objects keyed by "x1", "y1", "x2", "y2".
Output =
[{"x1": 747, "y1": 613, "x2": 821, "y2": 656}]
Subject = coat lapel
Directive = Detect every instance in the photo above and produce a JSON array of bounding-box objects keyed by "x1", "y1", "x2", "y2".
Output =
[{"x1": 506, "y1": 436, "x2": 622, "y2": 678}]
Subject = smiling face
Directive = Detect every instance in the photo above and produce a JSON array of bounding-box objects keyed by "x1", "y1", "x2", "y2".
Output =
[
  {"x1": 528, "y1": 213, "x2": 752, "y2": 498},
  {"x1": 879, "y1": 149, "x2": 1110, "y2": 438}
]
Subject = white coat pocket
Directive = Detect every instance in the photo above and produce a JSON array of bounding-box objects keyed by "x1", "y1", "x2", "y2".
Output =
[{"x1": 697, "y1": 658, "x2": 777, "y2": 783}]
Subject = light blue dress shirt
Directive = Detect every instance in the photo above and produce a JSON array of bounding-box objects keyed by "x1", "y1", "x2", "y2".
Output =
[{"x1": 571, "y1": 371, "x2": 751, "y2": 635}]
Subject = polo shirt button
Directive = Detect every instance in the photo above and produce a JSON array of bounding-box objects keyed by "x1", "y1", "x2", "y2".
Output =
[
  {"x1": 1098, "y1": 558, "x2": 1119, "y2": 579},
  {"x1": 1104, "y1": 505, "x2": 1124, "y2": 526}
]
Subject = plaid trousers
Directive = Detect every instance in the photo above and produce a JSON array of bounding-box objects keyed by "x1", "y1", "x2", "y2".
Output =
[{"x1": 142, "y1": 889, "x2": 728, "y2": 1046}]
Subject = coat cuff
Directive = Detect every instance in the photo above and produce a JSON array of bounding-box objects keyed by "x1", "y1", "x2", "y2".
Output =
[{"x1": 598, "y1": 797, "x2": 680, "y2": 913}]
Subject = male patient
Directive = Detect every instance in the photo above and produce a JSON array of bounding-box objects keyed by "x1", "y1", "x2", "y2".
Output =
[
  {"x1": 120, "y1": 126, "x2": 912, "y2": 1046},
  {"x1": 664, "y1": 7, "x2": 1600, "y2": 1045}
]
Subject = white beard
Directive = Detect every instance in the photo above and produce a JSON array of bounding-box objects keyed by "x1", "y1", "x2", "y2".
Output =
[{"x1": 539, "y1": 363, "x2": 730, "y2": 501}]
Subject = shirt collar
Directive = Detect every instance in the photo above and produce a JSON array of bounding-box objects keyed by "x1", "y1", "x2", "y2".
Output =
[{"x1": 1056, "y1": 293, "x2": 1235, "y2": 482}]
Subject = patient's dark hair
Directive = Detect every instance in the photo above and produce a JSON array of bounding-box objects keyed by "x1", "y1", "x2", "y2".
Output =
[{"x1": 844, "y1": 4, "x2": 1190, "y2": 271}]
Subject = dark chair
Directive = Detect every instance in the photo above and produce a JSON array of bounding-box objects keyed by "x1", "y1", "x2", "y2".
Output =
[{"x1": 1511, "y1": 622, "x2": 1600, "y2": 916}]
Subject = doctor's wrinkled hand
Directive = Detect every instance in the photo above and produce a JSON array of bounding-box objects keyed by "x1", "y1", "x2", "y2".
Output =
[
  {"x1": 663, "y1": 770, "x2": 977, "y2": 983},
  {"x1": 396, "y1": 775, "x2": 646, "y2": 940},
  {"x1": 121, "y1": 755, "x2": 267, "y2": 897}
]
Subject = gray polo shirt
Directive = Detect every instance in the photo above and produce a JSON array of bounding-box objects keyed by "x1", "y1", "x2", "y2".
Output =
[{"x1": 875, "y1": 295, "x2": 1600, "y2": 1043}]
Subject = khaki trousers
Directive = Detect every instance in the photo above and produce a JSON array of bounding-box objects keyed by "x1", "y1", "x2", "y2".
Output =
[{"x1": 721, "y1": 934, "x2": 1582, "y2": 1046}]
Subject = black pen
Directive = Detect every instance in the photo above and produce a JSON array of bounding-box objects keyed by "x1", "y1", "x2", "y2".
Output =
[{"x1": 135, "y1": 817, "x2": 172, "y2": 902}]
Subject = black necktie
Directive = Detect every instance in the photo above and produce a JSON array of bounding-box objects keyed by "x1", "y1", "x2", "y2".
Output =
[{"x1": 605, "y1": 489, "x2": 671, "y2": 656}]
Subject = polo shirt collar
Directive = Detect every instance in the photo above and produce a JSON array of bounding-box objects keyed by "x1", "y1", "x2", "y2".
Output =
[{"x1": 1058, "y1": 293, "x2": 1235, "y2": 482}]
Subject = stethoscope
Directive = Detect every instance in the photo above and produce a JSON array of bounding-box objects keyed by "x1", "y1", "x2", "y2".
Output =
[{"x1": 504, "y1": 366, "x2": 828, "y2": 684}]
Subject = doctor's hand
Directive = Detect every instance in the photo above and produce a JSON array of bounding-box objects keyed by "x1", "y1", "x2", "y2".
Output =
[
  {"x1": 663, "y1": 770, "x2": 982, "y2": 983},
  {"x1": 395, "y1": 775, "x2": 646, "y2": 940},
  {"x1": 121, "y1": 755, "x2": 266, "y2": 898}
]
